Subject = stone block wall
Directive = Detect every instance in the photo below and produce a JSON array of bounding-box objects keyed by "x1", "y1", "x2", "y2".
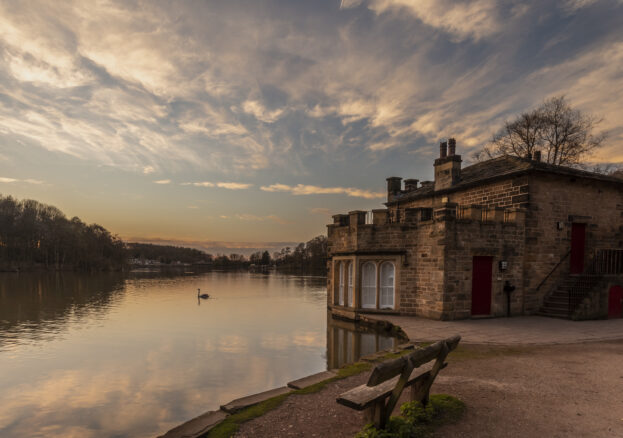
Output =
[
  {"x1": 443, "y1": 219, "x2": 526, "y2": 319},
  {"x1": 522, "y1": 173, "x2": 623, "y2": 313}
]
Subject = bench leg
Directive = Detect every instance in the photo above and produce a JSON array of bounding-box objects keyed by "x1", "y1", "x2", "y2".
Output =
[{"x1": 367, "y1": 401, "x2": 386, "y2": 428}]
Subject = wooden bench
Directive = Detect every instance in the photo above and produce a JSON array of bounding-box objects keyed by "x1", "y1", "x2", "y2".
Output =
[{"x1": 337, "y1": 335, "x2": 461, "y2": 429}]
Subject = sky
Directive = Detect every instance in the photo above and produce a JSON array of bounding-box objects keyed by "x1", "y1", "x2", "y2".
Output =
[{"x1": 0, "y1": 0, "x2": 622, "y2": 254}]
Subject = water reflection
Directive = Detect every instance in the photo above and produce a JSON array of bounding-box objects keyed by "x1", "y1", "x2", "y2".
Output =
[
  {"x1": 0, "y1": 272, "x2": 396, "y2": 438},
  {"x1": 326, "y1": 314, "x2": 398, "y2": 369},
  {"x1": 0, "y1": 272, "x2": 126, "y2": 350}
]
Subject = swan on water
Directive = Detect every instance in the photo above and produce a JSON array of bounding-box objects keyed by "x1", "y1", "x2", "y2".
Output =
[{"x1": 197, "y1": 288, "x2": 209, "y2": 299}]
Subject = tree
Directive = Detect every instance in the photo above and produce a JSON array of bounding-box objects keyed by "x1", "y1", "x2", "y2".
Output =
[{"x1": 476, "y1": 96, "x2": 606, "y2": 166}]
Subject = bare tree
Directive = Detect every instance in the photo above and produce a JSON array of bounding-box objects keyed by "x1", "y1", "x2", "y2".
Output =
[{"x1": 476, "y1": 96, "x2": 606, "y2": 166}]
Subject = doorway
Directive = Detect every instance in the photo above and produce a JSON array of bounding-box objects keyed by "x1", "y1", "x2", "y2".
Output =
[
  {"x1": 608, "y1": 285, "x2": 622, "y2": 319},
  {"x1": 570, "y1": 223, "x2": 586, "y2": 274},
  {"x1": 471, "y1": 256, "x2": 493, "y2": 316}
]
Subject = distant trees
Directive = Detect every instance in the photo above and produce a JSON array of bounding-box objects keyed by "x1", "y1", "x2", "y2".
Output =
[
  {"x1": 273, "y1": 235, "x2": 327, "y2": 274},
  {"x1": 127, "y1": 243, "x2": 211, "y2": 265},
  {"x1": 475, "y1": 96, "x2": 606, "y2": 167},
  {"x1": 0, "y1": 195, "x2": 126, "y2": 271}
]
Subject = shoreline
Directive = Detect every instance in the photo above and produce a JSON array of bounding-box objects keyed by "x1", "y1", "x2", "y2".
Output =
[{"x1": 158, "y1": 317, "x2": 411, "y2": 438}]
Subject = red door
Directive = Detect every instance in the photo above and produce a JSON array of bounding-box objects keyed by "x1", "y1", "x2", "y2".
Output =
[
  {"x1": 608, "y1": 286, "x2": 623, "y2": 319},
  {"x1": 570, "y1": 223, "x2": 586, "y2": 274},
  {"x1": 471, "y1": 256, "x2": 493, "y2": 315}
]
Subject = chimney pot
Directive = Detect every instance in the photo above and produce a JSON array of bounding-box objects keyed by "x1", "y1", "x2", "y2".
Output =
[
  {"x1": 440, "y1": 141, "x2": 447, "y2": 158},
  {"x1": 448, "y1": 138, "x2": 456, "y2": 156},
  {"x1": 404, "y1": 179, "x2": 419, "y2": 191}
]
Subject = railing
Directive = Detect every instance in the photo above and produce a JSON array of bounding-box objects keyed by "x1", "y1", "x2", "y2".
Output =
[
  {"x1": 592, "y1": 249, "x2": 623, "y2": 274},
  {"x1": 568, "y1": 274, "x2": 602, "y2": 317},
  {"x1": 536, "y1": 250, "x2": 571, "y2": 291},
  {"x1": 565, "y1": 248, "x2": 621, "y2": 317}
]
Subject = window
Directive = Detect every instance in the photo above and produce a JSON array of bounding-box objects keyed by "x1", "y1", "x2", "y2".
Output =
[
  {"x1": 338, "y1": 262, "x2": 345, "y2": 306},
  {"x1": 380, "y1": 262, "x2": 395, "y2": 309},
  {"x1": 361, "y1": 262, "x2": 377, "y2": 309},
  {"x1": 347, "y1": 263, "x2": 354, "y2": 307}
]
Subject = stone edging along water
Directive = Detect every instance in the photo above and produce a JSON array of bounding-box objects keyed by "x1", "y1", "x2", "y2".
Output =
[{"x1": 157, "y1": 317, "x2": 411, "y2": 438}]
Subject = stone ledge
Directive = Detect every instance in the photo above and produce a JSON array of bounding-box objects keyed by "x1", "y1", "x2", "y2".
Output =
[
  {"x1": 221, "y1": 386, "x2": 293, "y2": 414},
  {"x1": 287, "y1": 370, "x2": 337, "y2": 390},
  {"x1": 157, "y1": 410, "x2": 227, "y2": 438}
]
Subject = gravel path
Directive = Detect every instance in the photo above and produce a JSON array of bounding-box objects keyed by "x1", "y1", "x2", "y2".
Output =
[{"x1": 235, "y1": 341, "x2": 623, "y2": 437}]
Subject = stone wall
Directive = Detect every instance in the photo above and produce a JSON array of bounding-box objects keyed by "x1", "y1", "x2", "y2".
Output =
[
  {"x1": 522, "y1": 173, "x2": 623, "y2": 313},
  {"x1": 392, "y1": 175, "x2": 530, "y2": 215},
  {"x1": 327, "y1": 204, "x2": 527, "y2": 320}
]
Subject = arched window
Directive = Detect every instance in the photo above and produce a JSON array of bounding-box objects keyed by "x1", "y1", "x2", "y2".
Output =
[
  {"x1": 361, "y1": 262, "x2": 377, "y2": 309},
  {"x1": 347, "y1": 263, "x2": 354, "y2": 307},
  {"x1": 380, "y1": 262, "x2": 395, "y2": 309},
  {"x1": 338, "y1": 262, "x2": 345, "y2": 306}
]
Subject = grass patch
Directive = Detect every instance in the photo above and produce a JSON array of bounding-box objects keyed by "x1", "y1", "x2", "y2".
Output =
[
  {"x1": 206, "y1": 394, "x2": 289, "y2": 438},
  {"x1": 355, "y1": 394, "x2": 465, "y2": 438}
]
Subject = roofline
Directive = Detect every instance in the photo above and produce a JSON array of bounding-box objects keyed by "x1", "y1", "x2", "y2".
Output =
[{"x1": 386, "y1": 160, "x2": 623, "y2": 206}]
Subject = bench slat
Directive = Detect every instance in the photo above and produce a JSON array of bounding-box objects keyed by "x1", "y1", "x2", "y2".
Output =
[
  {"x1": 366, "y1": 335, "x2": 460, "y2": 386},
  {"x1": 337, "y1": 362, "x2": 447, "y2": 411}
]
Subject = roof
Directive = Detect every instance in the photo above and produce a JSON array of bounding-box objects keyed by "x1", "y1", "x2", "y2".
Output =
[{"x1": 389, "y1": 155, "x2": 623, "y2": 204}]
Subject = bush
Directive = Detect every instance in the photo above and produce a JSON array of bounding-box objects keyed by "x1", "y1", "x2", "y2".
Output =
[{"x1": 355, "y1": 394, "x2": 465, "y2": 438}]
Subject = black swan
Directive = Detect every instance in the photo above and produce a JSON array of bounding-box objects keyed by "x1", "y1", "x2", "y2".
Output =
[{"x1": 197, "y1": 288, "x2": 209, "y2": 299}]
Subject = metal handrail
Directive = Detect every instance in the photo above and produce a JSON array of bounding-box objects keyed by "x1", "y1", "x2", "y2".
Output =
[{"x1": 536, "y1": 250, "x2": 571, "y2": 291}]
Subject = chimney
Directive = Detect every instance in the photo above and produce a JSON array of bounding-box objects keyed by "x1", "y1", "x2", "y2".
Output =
[
  {"x1": 533, "y1": 150, "x2": 541, "y2": 162},
  {"x1": 434, "y1": 138, "x2": 462, "y2": 191},
  {"x1": 404, "y1": 179, "x2": 419, "y2": 191},
  {"x1": 439, "y1": 141, "x2": 447, "y2": 158},
  {"x1": 448, "y1": 138, "x2": 456, "y2": 156},
  {"x1": 386, "y1": 177, "x2": 402, "y2": 201}
]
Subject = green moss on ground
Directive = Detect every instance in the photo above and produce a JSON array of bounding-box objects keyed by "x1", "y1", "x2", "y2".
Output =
[
  {"x1": 355, "y1": 394, "x2": 466, "y2": 438},
  {"x1": 206, "y1": 394, "x2": 289, "y2": 438}
]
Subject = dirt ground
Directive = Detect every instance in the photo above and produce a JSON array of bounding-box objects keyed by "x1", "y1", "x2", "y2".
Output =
[{"x1": 234, "y1": 341, "x2": 623, "y2": 437}]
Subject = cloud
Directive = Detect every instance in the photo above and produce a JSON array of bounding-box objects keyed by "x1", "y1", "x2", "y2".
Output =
[
  {"x1": 142, "y1": 166, "x2": 155, "y2": 174},
  {"x1": 182, "y1": 181, "x2": 252, "y2": 190},
  {"x1": 260, "y1": 183, "x2": 384, "y2": 199},
  {"x1": 240, "y1": 100, "x2": 285, "y2": 123},
  {"x1": 216, "y1": 182, "x2": 253, "y2": 190},
  {"x1": 235, "y1": 213, "x2": 292, "y2": 225},
  {"x1": 153, "y1": 179, "x2": 171, "y2": 184},
  {"x1": 0, "y1": 176, "x2": 44, "y2": 184},
  {"x1": 342, "y1": 0, "x2": 503, "y2": 41}
]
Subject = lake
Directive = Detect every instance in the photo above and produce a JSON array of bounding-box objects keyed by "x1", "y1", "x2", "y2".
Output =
[{"x1": 0, "y1": 271, "x2": 398, "y2": 438}]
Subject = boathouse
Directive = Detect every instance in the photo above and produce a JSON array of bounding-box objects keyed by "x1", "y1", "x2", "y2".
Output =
[{"x1": 327, "y1": 139, "x2": 623, "y2": 320}]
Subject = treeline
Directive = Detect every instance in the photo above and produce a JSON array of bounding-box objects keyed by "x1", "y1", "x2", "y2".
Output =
[
  {"x1": 272, "y1": 235, "x2": 328, "y2": 274},
  {"x1": 127, "y1": 243, "x2": 212, "y2": 265},
  {"x1": 215, "y1": 235, "x2": 328, "y2": 274},
  {"x1": 0, "y1": 195, "x2": 125, "y2": 271},
  {"x1": 0, "y1": 194, "x2": 329, "y2": 275}
]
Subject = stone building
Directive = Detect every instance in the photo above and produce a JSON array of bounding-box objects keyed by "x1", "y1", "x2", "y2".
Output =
[{"x1": 327, "y1": 139, "x2": 623, "y2": 321}]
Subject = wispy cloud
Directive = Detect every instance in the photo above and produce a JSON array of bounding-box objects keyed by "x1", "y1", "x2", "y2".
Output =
[
  {"x1": 153, "y1": 179, "x2": 171, "y2": 184},
  {"x1": 343, "y1": 0, "x2": 503, "y2": 42},
  {"x1": 0, "y1": 177, "x2": 44, "y2": 184},
  {"x1": 235, "y1": 213, "x2": 292, "y2": 225},
  {"x1": 260, "y1": 183, "x2": 384, "y2": 199},
  {"x1": 182, "y1": 181, "x2": 253, "y2": 190}
]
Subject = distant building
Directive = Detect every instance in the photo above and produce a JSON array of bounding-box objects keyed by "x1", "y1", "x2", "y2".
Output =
[{"x1": 327, "y1": 139, "x2": 623, "y2": 320}]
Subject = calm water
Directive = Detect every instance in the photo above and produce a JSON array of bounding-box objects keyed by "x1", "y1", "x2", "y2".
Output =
[{"x1": 0, "y1": 271, "x2": 397, "y2": 438}]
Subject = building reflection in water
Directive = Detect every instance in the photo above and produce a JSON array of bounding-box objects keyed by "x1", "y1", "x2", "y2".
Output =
[{"x1": 326, "y1": 313, "x2": 399, "y2": 369}]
